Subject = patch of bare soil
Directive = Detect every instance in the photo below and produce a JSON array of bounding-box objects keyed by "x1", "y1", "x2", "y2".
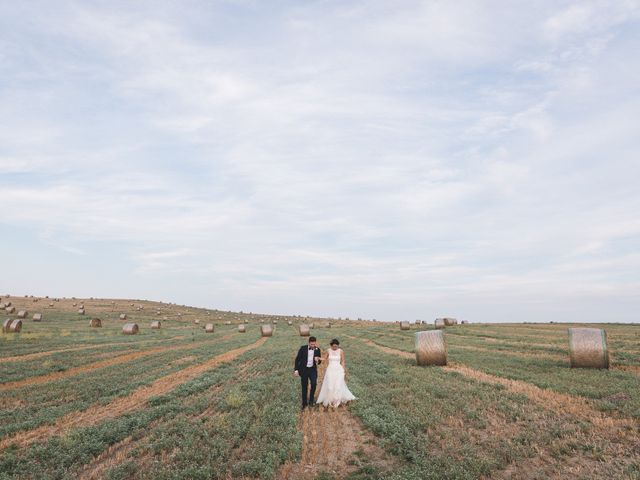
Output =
[
  {"x1": 0, "y1": 337, "x2": 267, "y2": 451},
  {"x1": 277, "y1": 359, "x2": 397, "y2": 480}
]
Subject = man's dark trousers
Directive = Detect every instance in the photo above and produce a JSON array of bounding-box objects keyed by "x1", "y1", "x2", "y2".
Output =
[{"x1": 300, "y1": 365, "x2": 317, "y2": 408}]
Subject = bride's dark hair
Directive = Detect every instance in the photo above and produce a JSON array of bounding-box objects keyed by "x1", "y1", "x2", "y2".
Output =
[{"x1": 329, "y1": 338, "x2": 340, "y2": 346}]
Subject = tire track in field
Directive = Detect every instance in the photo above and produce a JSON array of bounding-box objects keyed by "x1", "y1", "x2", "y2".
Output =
[
  {"x1": 0, "y1": 334, "x2": 237, "y2": 391},
  {"x1": 1, "y1": 335, "x2": 187, "y2": 363},
  {"x1": 277, "y1": 363, "x2": 396, "y2": 480},
  {"x1": 0, "y1": 337, "x2": 268, "y2": 451}
]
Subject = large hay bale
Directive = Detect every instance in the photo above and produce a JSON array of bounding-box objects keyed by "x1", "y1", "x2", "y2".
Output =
[
  {"x1": 287, "y1": 320, "x2": 293, "y2": 326},
  {"x1": 299, "y1": 324, "x2": 310, "y2": 336},
  {"x1": 194, "y1": 319, "x2": 200, "y2": 324},
  {"x1": 32, "y1": 313, "x2": 43, "y2": 321},
  {"x1": 2, "y1": 318, "x2": 13, "y2": 333},
  {"x1": 442, "y1": 317, "x2": 456, "y2": 326},
  {"x1": 238, "y1": 324, "x2": 246, "y2": 333},
  {"x1": 78, "y1": 308, "x2": 85, "y2": 315},
  {"x1": 272, "y1": 319, "x2": 278, "y2": 324},
  {"x1": 568, "y1": 328, "x2": 609, "y2": 369},
  {"x1": 261, "y1": 324, "x2": 273, "y2": 337},
  {"x1": 6, "y1": 306, "x2": 15, "y2": 314},
  {"x1": 225, "y1": 320, "x2": 231, "y2": 325},
  {"x1": 205, "y1": 323, "x2": 214, "y2": 333},
  {"x1": 48, "y1": 302, "x2": 54, "y2": 307},
  {"x1": 434, "y1": 318, "x2": 445, "y2": 329},
  {"x1": 3, "y1": 319, "x2": 23, "y2": 333},
  {"x1": 122, "y1": 323, "x2": 139, "y2": 335},
  {"x1": 400, "y1": 321, "x2": 410, "y2": 330},
  {"x1": 119, "y1": 313, "x2": 127, "y2": 320},
  {"x1": 309, "y1": 323, "x2": 314, "y2": 329},
  {"x1": 90, "y1": 318, "x2": 102, "y2": 328},
  {"x1": 150, "y1": 320, "x2": 161, "y2": 329},
  {"x1": 415, "y1": 330, "x2": 447, "y2": 366},
  {"x1": 461, "y1": 320, "x2": 468, "y2": 324},
  {"x1": 17, "y1": 310, "x2": 28, "y2": 318}
]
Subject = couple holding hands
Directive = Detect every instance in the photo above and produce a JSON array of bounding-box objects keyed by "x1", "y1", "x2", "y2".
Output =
[{"x1": 294, "y1": 336, "x2": 356, "y2": 409}]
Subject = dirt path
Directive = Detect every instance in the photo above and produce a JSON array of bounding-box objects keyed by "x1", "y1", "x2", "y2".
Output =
[
  {"x1": 277, "y1": 361, "x2": 396, "y2": 479},
  {"x1": 0, "y1": 334, "x2": 236, "y2": 391},
  {"x1": 0, "y1": 337, "x2": 267, "y2": 451}
]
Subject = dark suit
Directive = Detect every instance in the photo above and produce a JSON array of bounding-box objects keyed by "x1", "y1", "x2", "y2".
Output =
[{"x1": 295, "y1": 345, "x2": 322, "y2": 407}]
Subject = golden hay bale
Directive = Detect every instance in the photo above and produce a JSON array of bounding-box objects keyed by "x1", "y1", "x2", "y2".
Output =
[
  {"x1": 205, "y1": 323, "x2": 215, "y2": 333},
  {"x1": 441, "y1": 318, "x2": 456, "y2": 326},
  {"x1": 90, "y1": 318, "x2": 102, "y2": 328},
  {"x1": 122, "y1": 323, "x2": 139, "y2": 335},
  {"x1": 415, "y1": 330, "x2": 447, "y2": 366},
  {"x1": 119, "y1": 314, "x2": 127, "y2": 320},
  {"x1": 6, "y1": 306, "x2": 15, "y2": 314},
  {"x1": 238, "y1": 324, "x2": 246, "y2": 333},
  {"x1": 400, "y1": 321, "x2": 410, "y2": 330},
  {"x1": 225, "y1": 321, "x2": 231, "y2": 325},
  {"x1": 78, "y1": 309, "x2": 85, "y2": 315},
  {"x1": 287, "y1": 320, "x2": 293, "y2": 326},
  {"x1": 434, "y1": 319, "x2": 445, "y2": 329},
  {"x1": 72, "y1": 303, "x2": 77, "y2": 307},
  {"x1": 2, "y1": 318, "x2": 12, "y2": 333},
  {"x1": 309, "y1": 323, "x2": 314, "y2": 329},
  {"x1": 568, "y1": 328, "x2": 609, "y2": 369},
  {"x1": 17, "y1": 310, "x2": 28, "y2": 319},
  {"x1": 299, "y1": 324, "x2": 310, "y2": 336},
  {"x1": 260, "y1": 324, "x2": 273, "y2": 337},
  {"x1": 150, "y1": 321, "x2": 161, "y2": 329},
  {"x1": 272, "y1": 320, "x2": 278, "y2": 324},
  {"x1": 194, "y1": 319, "x2": 200, "y2": 324},
  {"x1": 49, "y1": 303, "x2": 54, "y2": 307},
  {"x1": 32, "y1": 313, "x2": 43, "y2": 322}
]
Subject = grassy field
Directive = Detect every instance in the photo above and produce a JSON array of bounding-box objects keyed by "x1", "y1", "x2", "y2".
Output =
[{"x1": 1, "y1": 296, "x2": 639, "y2": 479}]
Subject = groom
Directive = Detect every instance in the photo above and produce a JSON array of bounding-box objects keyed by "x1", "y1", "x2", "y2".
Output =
[{"x1": 294, "y1": 336, "x2": 322, "y2": 409}]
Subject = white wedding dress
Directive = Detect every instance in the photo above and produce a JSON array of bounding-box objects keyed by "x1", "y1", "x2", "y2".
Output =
[{"x1": 317, "y1": 348, "x2": 356, "y2": 407}]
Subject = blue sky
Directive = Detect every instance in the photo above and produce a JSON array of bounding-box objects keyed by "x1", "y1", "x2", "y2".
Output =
[{"x1": 1, "y1": 1, "x2": 639, "y2": 322}]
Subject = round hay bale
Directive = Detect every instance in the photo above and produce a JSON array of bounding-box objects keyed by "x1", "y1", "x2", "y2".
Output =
[
  {"x1": 443, "y1": 318, "x2": 456, "y2": 326},
  {"x1": 194, "y1": 319, "x2": 200, "y2": 324},
  {"x1": 205, "y1": 323, "x2": 215, "y2": 333},
  {"x1": 272, "y1": 320, "x2": 278, "y2": 324},
  {"x1": 2, "y1": 318, "x2": 12, "y2": 333},
  {"x1": 461, "y1": 320, "x2": 468, "y2": 324},
  {"x1": 260, "y1": 324, "x2": 273, "y2": 337},
  {"x1": 568, "y1": 328, "x2": 609, "y2": 369},
  {"x1": 434, "y1": 318, "x2": 445, "y2": 329},
  {"x1": 119, "y1": 313, "x2": 127, "y2": 320},
  {"x1": 32, "y1": 313, "x2": 43, "y2": 322},
  {"x1": 17, "y1": 310, "x2": 28, "y2": 319},
  {"x1": 238, "y1": 324, "x2": 246, "y2": 333},
  {"x1": 150, "y1": 320, "x2": 161, "y2": 329},
  {"x1": 78, "y1": 308, "x2": 85, "y2": 315},
  {"x1": 287, "y1": 320, "x2": 293, "y2": 326},
  {"x1": 415, "y1": 330, "x2": 447, "y2": 366},
  {"x1": 225, "y1": 320, "x2": 231, "y2": 325},
  {"x1": 400, "y1": 321, "x2": 410, "y2": 330},
  {"x1": 72, "y1": 303, "x2": 77, "y2": 307},
  {"x1": 122, "y1": 323, "x2": 139, "y2": 335},
  {"x1": 6, "y1": 306, "x2": 15, "y2": 314},
  {"x1": 299, "y1": 324, "x2": 310, "y2": 336},
  {"x1": 309, "y1": 323, "x2": 314, "y2": 329},
  {"x1": 90, "y1": 318, "x2": 102, "y2": 328},
  {"x1": 49, "y1": 303, "x2": 54, "y2": 307}
]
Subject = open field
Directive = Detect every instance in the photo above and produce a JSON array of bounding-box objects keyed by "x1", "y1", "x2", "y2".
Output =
[{"x1": 1, "y1": 296, "x2": 639, "y2": 479}]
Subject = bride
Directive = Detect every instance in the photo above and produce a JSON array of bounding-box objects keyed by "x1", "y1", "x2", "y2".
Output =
[{"x1": 317, "y1": 338, "x2": 356, "y2": 407}]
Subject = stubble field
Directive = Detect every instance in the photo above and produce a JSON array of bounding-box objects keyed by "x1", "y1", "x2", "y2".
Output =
[{"x1": 1, "y1": 296, "x2": 639, "y2": 479}]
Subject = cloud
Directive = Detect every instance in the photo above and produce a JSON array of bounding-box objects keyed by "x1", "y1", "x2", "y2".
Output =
[{"x1": 0, "y1": 0, "x2": 639, "y2": 322}]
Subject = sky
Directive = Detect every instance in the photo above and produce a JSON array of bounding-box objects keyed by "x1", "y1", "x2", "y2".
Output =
[{"x1": 1, "y1": 1, "x2": 639, "y2": 323}]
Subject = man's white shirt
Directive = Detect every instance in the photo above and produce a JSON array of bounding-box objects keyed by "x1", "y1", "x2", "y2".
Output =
[{"x1": 306, "y1": 348, "x2": 314, "y2": 367}]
